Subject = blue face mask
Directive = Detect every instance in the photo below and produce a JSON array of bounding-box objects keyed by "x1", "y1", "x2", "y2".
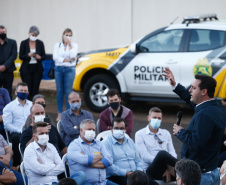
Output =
[
  {"x1": 17, "y1": 92, "x2": 28, "y2": 100},
  {"x1": 70, "y1": 102, "x2": 81, "y2": 111},
  {"x1": 149, "y1": 118, "x2": 161, "y2": 130}
]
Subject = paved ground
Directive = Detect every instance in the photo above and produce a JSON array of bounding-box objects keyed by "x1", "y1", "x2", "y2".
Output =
[{"x1": 12, "y1": 78, "x2": 225, "y2": 157}]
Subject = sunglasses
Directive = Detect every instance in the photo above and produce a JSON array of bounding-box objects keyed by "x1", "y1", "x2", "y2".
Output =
[{"x1": 154, "y1": 134, "x2": 163, "y2": 144}]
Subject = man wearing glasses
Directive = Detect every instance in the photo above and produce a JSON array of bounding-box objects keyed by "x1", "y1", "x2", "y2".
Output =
[
  {"x1": 103, "y1": 117, "x2": 143, "y2": 185},
  {"x1": 135, "y1": 107, "x2": 177, "y2": 184}
]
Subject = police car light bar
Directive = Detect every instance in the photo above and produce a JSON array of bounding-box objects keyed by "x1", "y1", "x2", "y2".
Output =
[{"x1": 182, "y1": 14, "x2": 218, "y2": 24}]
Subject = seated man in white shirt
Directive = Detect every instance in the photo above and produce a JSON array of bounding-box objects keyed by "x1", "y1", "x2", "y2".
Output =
[
  {"x1": 135, "y1": 107, "x2": 178, "y2": 185},
  {"x1": 23, "y1": 122, "x2": 85, "y2": 185},
  {"x1": 3, "y1": 82, "x2": 32, "y2": 170}
]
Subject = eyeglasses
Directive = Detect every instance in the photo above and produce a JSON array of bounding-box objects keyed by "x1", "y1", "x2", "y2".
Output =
[{"x1": 154, "y1": 134, "x2": 163, "y2": 144}]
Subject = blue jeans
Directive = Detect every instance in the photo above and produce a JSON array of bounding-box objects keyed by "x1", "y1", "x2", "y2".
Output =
[
  {"x1": 55, "y1": 66, "x2": 75, "y2": 113},
  {"x1": 200, "y1": 168, "x2": 220, "y2": 185}
]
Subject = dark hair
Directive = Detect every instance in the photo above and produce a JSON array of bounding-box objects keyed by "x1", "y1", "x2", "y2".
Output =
[
  {"x1": 195, "y1": 74, "x2": 216, "y2": 98},
  {"x1": 63, "y1": 28, "x2": 73, "y2": 35},
  {"x1": 149, "y1": 107, "x2": 162, "y2": 115},
  {"x1": 0, "y1": 25, "x2": 6, "y2": 30},
  {"x1": 112, "y1": 117, "x2": 127, "y2": 128},
  {"x1": 32, "y1": 94, "x2": 45, "y2": 103},
  {"x1": 57, "y1": 178, "x2": 77, "y2": 185},
  {"x1": 107, "y1": 89, "x2": 120, "y2": 98},
  {"x1": 175, "y1": 159, "x2": 201, "y2": 185},
  {"x1": 32, "y1": 122, "x2": 48, "y2": 134},
  {"x1": 16, "y1": 82, "x2": 28, "y2": 91},
  {"x1": 127, "y1": 171, "x2": 149, "y2": 185}
]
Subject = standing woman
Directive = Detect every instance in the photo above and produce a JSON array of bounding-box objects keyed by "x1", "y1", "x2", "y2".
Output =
[
  {"x1": 53, "y1": 28, "x2": 78, "y2": 121},
  {"x1": 19, "y1": 26, "x2": 46, "y2": 100}
]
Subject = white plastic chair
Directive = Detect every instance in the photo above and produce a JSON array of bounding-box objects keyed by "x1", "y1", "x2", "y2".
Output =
[
  {"x1": 96, "y1": 119, "x2": 100, "y2": 134},
  {"x1": 21, "y1": 124, "x2": 26, "y2": 133},
  {"x1": 96, "y1": 130, "x2": 112, "y2": 141},
  {"x1": 19, "y1": 143, "x2": 23, "y2": 159},
  {"x1": 5, "y1": 129, "x2": 12, "y2": 147},
  {"x1": 62, "y1": 154, "x2": 69, "y2": 178},
  {"x1": 20, "y1": 162, "x2": 27, "y2": 185},
  {"x1": 96, "y1": 130, "x2": 129, "y2": 141},
  {"x1": 57, "y1": 120, "x2": 62, "y2": 134}
]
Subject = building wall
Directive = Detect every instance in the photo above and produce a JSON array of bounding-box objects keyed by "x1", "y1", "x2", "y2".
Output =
[{"x1": 1, "y1": 0, "x2": 226, "y2": 53}]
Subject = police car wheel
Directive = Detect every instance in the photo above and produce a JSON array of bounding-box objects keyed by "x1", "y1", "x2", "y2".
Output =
[{"x1": 84, "y1": 74, "x2": 119, "y2": 112}]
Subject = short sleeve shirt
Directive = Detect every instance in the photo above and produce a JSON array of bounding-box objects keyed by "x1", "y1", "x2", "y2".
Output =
[{"x1": 0, "y1": 135, "x2": 8, "y2": 156}]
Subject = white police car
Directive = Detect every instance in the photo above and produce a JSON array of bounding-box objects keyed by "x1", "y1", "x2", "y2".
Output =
[{"x1": 73, "y1": 14, "x2": 226, "y2": 112}]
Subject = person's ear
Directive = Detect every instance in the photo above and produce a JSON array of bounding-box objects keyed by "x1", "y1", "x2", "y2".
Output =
[
  {"x1": 202, "y1": 89, "x2": 207, "y2": 96},
  {"x1": 147, "y1": 115, "x2": 151, "y2": 122}
]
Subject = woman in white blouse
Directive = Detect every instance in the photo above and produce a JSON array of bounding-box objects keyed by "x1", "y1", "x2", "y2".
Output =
[{"x1": 53, "y1": 28, "x2": 78, "y2": 121}]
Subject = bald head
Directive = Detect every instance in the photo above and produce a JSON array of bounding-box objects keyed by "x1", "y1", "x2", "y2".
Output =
[
  {"x1": 68, "y1": 91, "x2": 80, "y2": 100},
  {"x1": 30, "y1": 104, "x2": 45, "y2": 114}
]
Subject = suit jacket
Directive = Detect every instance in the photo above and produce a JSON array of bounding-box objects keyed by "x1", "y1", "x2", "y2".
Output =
[
  {"x1": 19, "y1": 38, "x2": 46, "y2": 74},
  {"x1": 174, "y1": 83, "x2": 226, "y2": 172},
  {"x1": 0, "y1": 38, "x2": 17, "y2": 73}
]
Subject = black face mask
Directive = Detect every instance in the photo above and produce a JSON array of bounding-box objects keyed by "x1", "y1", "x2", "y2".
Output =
[
  {"x1": 38, "y1": 103, "x2": 46, "y2": 109},
  {"x1": 0, "y1": 33, "x2": 6, "y2": 40},
  {"x1": 110, "y1": 102, "x2": 120, "y2": 110}
]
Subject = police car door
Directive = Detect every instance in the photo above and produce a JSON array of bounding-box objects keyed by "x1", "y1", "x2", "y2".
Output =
[
  {"x1": 123, "y1": 29, "x2": 185, "y2": 96},
  {"x1": 180, "y1": 29, "x2": 226, "y2": 89}
]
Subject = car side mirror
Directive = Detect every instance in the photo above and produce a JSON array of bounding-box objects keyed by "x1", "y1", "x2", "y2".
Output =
[{"x1": 130, "y1": 43, "x2": 138, "y2": 54}]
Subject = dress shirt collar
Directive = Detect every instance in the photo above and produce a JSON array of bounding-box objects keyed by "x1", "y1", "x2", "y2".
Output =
[
  {"x1": 15, "y1": 97, "x2": 29, "y2": 106},
  {"x1": 196, "y1": 99, "x2": 214, "y2": 107},
  {"x1": 78, "y1": 136, "x2": 96, "y2": 145},
  {"x1": 110, "y1": 134, "x2": 128, "y2": 144},
  {"x1": 145, "y1": 125, "x2": 162, "y2": 136},
  {"x1": 69, "y1": 108, "x2": 84, "y2": 116},
  {"x1": 33, "y1": 140, "x2": 50, "y2": 152}
]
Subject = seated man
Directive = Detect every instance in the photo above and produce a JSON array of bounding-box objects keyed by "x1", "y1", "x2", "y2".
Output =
[
  {"x1": 24, "y1": 94, "x2": 54, "y2": 128},
  {"x1": 0, "y1": 134, "x2": 25, "y2": 185},
  {"x1": 3, "y1": 82, "x2": 32, "y2": 170},
  {"x1": 20, "y1": 104, "x2": 67, "y2": 156},
  {"x1": 100, "y1": 89, "x2": 133, "y2": 137},
  {"x1": 67, "y1": 119, "x2": 115, "y2": 185},
  {"x1": 23, "y1": 122, "x2": 85, "y2": 185},
  {"x1": 175, "y1": 159, "x2": 201, "y2": 185},
  {"x1": 61, "y1": 91, "x2": 94, "y2": 146},
  {"x1": 127, "y1": 171, "x2": 149, "y2": 185},
  {"x1": 103, "y1": 117, "x2": 143, "y2": 185},
  {"x1": 135, "y1": 107, "x2": 177, "y2": 184}
]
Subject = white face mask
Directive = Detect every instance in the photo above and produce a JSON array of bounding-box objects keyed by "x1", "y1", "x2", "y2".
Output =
[
  {"x1": 113, "y1": 130, "x2": 125, "y2": 140},
  {"x1": 84, "y1": 130, "x2": 95, "y2": 141},
  {"x1": 64, "y1": 35, "x2": 72, "y2": 41},
  {"x1": 30, "y1": 35, "x2": 37, "y2": 41},
  {"x1": 37, "y1": 134, "x2": 49, "y2": 146},
  {"x1": 34, "y1": 115, "x2": 45, "y2": 123},
  {"x1": 149, "y1": 118, "x2": 161, "y2": 130}
]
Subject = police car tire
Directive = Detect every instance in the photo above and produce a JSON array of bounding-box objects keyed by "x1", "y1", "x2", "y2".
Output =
[{"x1": 83, "y1": 74, "x2": 119, "y2": 112}]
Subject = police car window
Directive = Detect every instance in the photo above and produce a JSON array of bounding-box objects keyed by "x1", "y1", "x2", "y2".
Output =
[
  {"x1": 139, "y1": 30, "x2": 184, "y2": 52},
  {"x1": 189, "y1": 29, "x2": 224, "y2": 52}
]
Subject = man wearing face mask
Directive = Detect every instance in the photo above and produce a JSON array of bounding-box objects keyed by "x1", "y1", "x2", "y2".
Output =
[
  {"x1": 24, "y1": 122, "x2": 86, "y2": 185},
  {"x1": 20, "y1": 104, "x2": 67, "y2": 156},
  {"x1": 3, "y1": 82, "x2": 32, "y2": 170},
  {"x1": 24, "y1": 94, "x2": 54, "y2": 129},
  {"x1": 0, "y1": 25, "x2": 17, "y2": 99},
  {"x1": 135, "y1": 107, "x2": 178, "y2": 185},
  {"x1": 103, "y1": 117, "x2": 143, "y2": 185},
  {"x1": 100, "y1": 89, "x2": 133, "y2": 137},
  {"x1": 67, "y1": 119, "x2": 116, "y2": 185},
  {"x1": 61, "y1": 91, "x2": 94, "y2": 146}
]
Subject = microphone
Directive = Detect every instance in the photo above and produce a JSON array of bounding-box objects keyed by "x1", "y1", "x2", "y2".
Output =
[{"x1": 176, "y1": 111, "x2": 183, "y2": 126}]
